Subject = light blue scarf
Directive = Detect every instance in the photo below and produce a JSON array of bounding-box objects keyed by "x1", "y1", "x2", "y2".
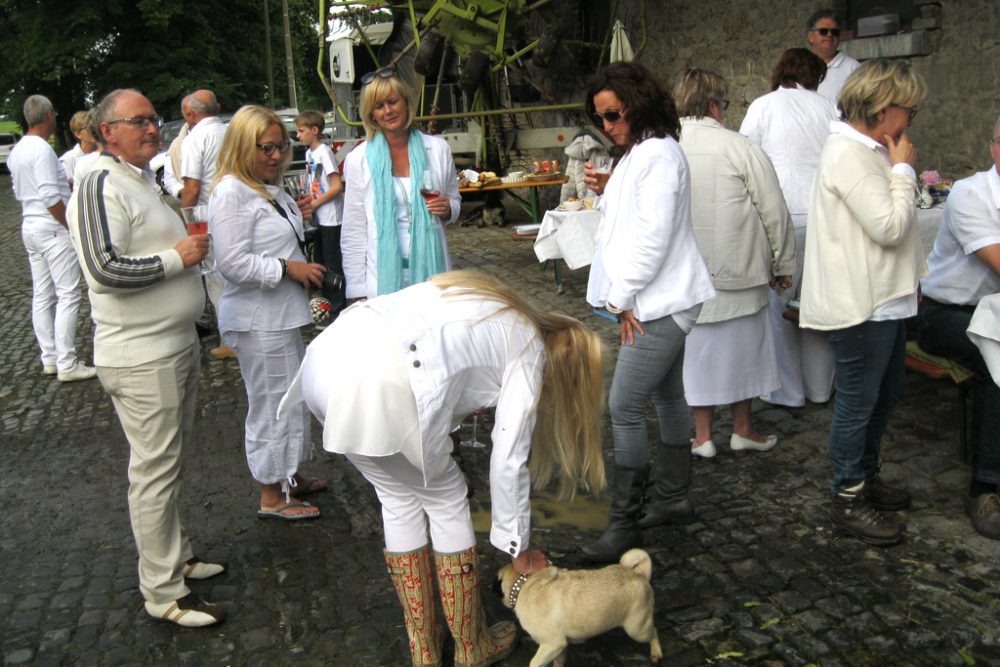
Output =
[{"x1": 367, "y1": 130, "x2": 447, "y2": 295}]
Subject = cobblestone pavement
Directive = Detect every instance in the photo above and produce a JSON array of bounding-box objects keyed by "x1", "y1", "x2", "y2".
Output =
[{"x1": 2, "y1": 174, "x2": 999, "y2": 667}]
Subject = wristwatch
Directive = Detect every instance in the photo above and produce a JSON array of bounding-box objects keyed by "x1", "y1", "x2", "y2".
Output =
[{"x1": 279, "y1": 258, "x2": 288, "y2": 278}]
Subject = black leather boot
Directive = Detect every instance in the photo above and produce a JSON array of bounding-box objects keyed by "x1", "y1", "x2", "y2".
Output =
[
  {"x1": 638, "y1": 442, "x2": 695, "y2": 529},
  {"x1": 581, "y1": 465, "x2": 647, "y2": 563}
]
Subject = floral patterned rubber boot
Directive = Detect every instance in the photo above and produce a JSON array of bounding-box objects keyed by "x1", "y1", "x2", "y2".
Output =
[{"x1": 385, "y1": 547, "x2": 443, "y2": 666}]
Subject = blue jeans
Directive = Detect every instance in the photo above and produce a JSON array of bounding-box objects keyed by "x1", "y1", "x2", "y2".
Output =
[
  {"x1": 827, "y1": 320, "x2": 907, "y2": 494},
  {"x1": 918, "y1": 302, "x2": 1000, "y2": 486},
  {"x1": 608, "y1": 315, "x2": 690, "y2": 469}
]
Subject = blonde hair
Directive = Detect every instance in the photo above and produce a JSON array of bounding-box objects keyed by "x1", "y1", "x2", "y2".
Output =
[
  {"x1": 673, "y1": 68, "x2": 728, "y2": 119},
  {"x1": 213, "y1": 105, "x2": 291, "y2": 199},
  {"x1": 359, "y1": 74, "x2": 416, "y2": 139},
  {"x1": 69, "y1": 111, "x2": 90, "y2": 136},
  {"x1": 429, "y1": 270, "x2": 607, "y2": 499},
  {"x1": 838, "y1": 59, "x2": 927, "y2": 128}
]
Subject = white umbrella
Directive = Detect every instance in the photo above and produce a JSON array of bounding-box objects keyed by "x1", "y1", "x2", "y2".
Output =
[{"x1": 610, "y1": 19, "x2": 634, "y2": 62}]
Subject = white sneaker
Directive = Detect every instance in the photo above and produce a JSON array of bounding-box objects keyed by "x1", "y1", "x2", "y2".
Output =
[
  {"x1": 144, "y1": 594, "x2": 226, "y2": 627},
  {"x1": 57, "y1": 361, "x2": 98, "y2": 382},
  {"x1": 43, "y1": 364, "x2": 58, "y2": 376},
  {"x1": 691, "y1": 439, "x2": 717, "y2": 458},
  {"x1": 730, "y1": 433, "x2": 778, "y2": 452}
]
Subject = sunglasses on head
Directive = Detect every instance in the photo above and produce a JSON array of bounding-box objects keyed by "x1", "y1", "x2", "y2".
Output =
[
  {"x1": 592, "y1": 109, "x2": 624, "y2": 124},
  {"x1": 360, "y1": 67, "x2": 396, "y2": 86},
  {"x1": 812, "y1": 27, "x2": 841, "y2": 37}
]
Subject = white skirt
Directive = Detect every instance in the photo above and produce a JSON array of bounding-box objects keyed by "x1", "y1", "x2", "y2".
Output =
[{"x1": 683, "y1": 306, "x2": 779, "y2": 406}]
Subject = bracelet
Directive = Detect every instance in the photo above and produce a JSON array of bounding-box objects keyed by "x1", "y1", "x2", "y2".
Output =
[
  {"x1": 279, "y1": 258, "x2": 287, "y2": 278},
  {"x1": 605, "y1": 302, "x2": 623, "y2": 315}
]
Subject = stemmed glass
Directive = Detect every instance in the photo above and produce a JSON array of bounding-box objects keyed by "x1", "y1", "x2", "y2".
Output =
[
  {"x1": 180, "y1": 206, "x2": 214, "y2": 275},
  {"x1": 460, "y1": 409, "x2": 485, "y2": 449}
]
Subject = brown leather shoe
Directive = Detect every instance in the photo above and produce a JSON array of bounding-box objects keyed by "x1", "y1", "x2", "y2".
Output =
[
  {"x1": 965, "y1": 493, "x2": 1000, "y2": 540},
  {"x1": 209, "y1": 346, "x2": 237, "y2": 360},
  {"x1": 831, "y1": 489, "x2": 903, "y2": 546},
  {"x1": 145, "y1": 593, "x2": 226, "y2": 627},
  {"x1": 864, "y1": 470, "x2": 912, "y2": 511}
]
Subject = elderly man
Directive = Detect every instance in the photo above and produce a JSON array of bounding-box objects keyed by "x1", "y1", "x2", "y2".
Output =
[
  {"x1": 67, "y1": 89, "x2": 226, "y2": 627},
  {"x1": 8, "y1": 95, "x2": 96, "y2": 382},
  {"x1": 917, "y1": 114, "x2": 1000, "y2": 540},
  {"x1": 807, "y1": 8, "x2": 860, "y2": 103}
]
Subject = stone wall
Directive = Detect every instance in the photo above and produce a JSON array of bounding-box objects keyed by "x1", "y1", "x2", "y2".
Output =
[{"x1": 624, "y1": 0, "x2": 1000, "y2": 181}]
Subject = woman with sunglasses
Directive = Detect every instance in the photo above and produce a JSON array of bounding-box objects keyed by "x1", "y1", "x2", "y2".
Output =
[
  {"x1": 580, "y1": 62, "x2": 716, "y2": 563},
  {"x1": 800, "y1": 59, "x2": 927, "y2": 546},
  {"x1": 341, "y1": 68, "x2": 459, "y2": 301},
  {"x1": 208, "y1": 105, "x2": 328, "y2": 520}
]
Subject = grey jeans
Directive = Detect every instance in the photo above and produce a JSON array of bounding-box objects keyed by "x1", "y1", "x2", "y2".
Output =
[{"x1": 608, "y1": 314, "x2": 691, "y2": 469}]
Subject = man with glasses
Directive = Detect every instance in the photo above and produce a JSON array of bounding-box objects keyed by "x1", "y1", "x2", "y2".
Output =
[
  {"x1": 917, "y1": 114, "x2": 1000, "y2": 541},
  {"x1": 8, "y1": 94, "x2": 97, "y2": 382},
  {"x1": 67, "y1": 89, "x2": 226, "y2": 627},
  {"x1": 807, "y1": 8, "x2": 860, "y2": 103}
]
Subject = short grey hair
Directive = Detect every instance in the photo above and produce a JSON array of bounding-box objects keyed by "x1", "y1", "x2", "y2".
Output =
[
  {"x1": 95, "y1": 88, "x2": 144, "y2": 126},
  {"x1": 187, "y1": 90, "x2": 219, "y2": 116},
  {"x1": 23, "y1": 95, "x2": 53, "y2": 127},
  {"x1": 806, "y1": 8, "x2": 839, "y2": 31}
]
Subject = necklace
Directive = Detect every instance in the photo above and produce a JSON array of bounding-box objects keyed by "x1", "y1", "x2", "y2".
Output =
[{"x1": 391, "y1": 167, "x2": 414, "y2": 234}]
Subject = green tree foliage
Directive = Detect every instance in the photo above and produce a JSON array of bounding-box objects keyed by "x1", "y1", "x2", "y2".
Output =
[{"x1": 0, "y1": 0, "x2": 327, "y2": 148}]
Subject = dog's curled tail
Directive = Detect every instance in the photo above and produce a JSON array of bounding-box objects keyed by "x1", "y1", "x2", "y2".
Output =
[{"x1": 619, "y1": 548, "x2": 653, "y2": 580}]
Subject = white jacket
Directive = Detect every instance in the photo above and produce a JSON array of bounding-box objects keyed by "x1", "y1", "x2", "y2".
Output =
[
  {"x1": 341, "y1": 132, "x2": 460, "y2": 298},
  {"x1": 587, "y1": 135, "x2": 715, "y2": 321}
]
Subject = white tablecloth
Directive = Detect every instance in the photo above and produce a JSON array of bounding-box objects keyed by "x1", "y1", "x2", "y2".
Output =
[
  {"x1": 968, "y1": 293, "x2": 1000, "y2": 387},
  {"x1": 917, "y1": 205, "x2": 944, "y2": 260},
  {"x1": 533, "y1": 209, "x2": 602, "y2": 270}
]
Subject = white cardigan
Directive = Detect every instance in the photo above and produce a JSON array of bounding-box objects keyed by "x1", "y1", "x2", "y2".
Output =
[
  {"x1": 800, "y1": 123, "x2": 926, "y2": 330},
  {"x1": 587, "y1": 135, "x2": 715, "y2": 322},
  {"x1": 341, "y1": 132, "x2": 460, "y2": 298}
]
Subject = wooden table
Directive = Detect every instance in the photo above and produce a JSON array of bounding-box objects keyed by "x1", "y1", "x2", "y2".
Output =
[{"x1": 459, "y1": 176, "x2": 569, "y2": 223}]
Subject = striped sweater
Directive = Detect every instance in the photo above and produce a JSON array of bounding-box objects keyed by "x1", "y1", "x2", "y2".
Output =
[{"x1": 67, "y1": 153, "x2": 204, "y2": 367}]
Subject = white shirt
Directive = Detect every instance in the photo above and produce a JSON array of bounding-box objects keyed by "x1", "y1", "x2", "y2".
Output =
[
  {"x1": 740, "y1": 86, "x2": 837, "y2": 219},
  {"x1": 817, "y1": 51, "x2": 860, "y2": 104},
  {"x1": 73, "y1": 151, "x2": 102, "y2": 187},
  {"x1": 305, "y1": 143, "x2": 344, "y2": 227},
  {"x1": 181, "y1": 116, "x2": 227, "y2": 206},
  {"x1": 922, "y1": 167, "x2": 1000, "y2": 306},
  {"x1": 59, "y1": 144, "x2": 84, "y2": 187},
  {"x1": 209, "y1": 176, "x2": 311, "y2": 334},
  {"x1": 586, "y1": 135, "x2": 716, "y2": 322},
  {"x1": 8, "y1": 134, "x2": 70, "y2": 233}
]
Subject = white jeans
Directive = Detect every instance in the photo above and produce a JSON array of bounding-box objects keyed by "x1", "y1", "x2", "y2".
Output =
[{"x1": 21, "y1": 229, "x2": 83, "y2": 371}]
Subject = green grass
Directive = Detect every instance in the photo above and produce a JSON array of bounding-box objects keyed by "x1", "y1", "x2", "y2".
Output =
[{"x1": 0, "y1": 120, "x2": 22, "y2": 135}]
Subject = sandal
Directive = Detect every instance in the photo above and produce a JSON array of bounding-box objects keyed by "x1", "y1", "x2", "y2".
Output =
[
  {"x1": 290, "y1": 476, "x2": 328, "y2": 499},
  {"x1": 257, "y1": 500, "x2": 320, "y2": 521}
]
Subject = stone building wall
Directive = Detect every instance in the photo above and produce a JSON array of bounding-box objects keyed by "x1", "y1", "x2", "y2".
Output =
[{"x1": 624, "y1": 0, "x2": 1000, "y2": 181}]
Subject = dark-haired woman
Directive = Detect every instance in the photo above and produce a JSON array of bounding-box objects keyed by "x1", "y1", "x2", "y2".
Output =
[
  {"x1": 580, "y1": 62, "x2": 716, "y2": 563},
  {"x1": 741, "y1": 48, "x2": 839, "y2": 408}
]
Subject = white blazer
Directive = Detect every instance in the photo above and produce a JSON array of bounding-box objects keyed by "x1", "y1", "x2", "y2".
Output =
[{"x1": 341, "y1": 132, "x2": 460, "y2": 298}]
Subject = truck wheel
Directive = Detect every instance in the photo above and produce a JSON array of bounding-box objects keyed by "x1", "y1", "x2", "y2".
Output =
[
  {"x1": 414, "y1": 32, "x2": 444, "y2": 77},
  {"x1": 459, "y1": 51, "x2": 490, "y2": 94}
]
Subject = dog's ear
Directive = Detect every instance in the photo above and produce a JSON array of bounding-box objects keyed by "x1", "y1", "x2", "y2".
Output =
[{"x1": 492, "y1": 575, "x2": 504, "y2": 600}]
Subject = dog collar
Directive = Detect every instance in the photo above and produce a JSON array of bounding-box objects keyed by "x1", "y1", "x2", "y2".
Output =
[{"x1": 508, "y1": 572, "x2": 530, "y2": 610}]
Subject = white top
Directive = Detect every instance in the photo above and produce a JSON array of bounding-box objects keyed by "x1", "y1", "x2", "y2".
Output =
[
  {"x1": 739, "y1": 86, "x2": 838, "y2": 218},
  {"x1": 586, "y1": 135, "x2": 716, "y2": 322},
  {"x1": 73, "y1": 151, "x2": 101, "y2": 187},
  {"x1": 305, "y1": 143, "x2": 344, "y2": 227},
  {"x1": 922, "y1": 167, "x2": 1000, "y2": 306},
  {"x1": 341, "y1": 132, "x2": 461, "y2": 299},
  {"x1": 59, "y1": 144, "x2": 84, "y2": 186},
  {"x1": 800, "y1": 121, "x2": 924, "y2": 330},
  {"x1": 302, "y1": 281, "x2": 545, "y2": 556},
  {"x1": 8, "y1": 135, "x2": 70, "y2": 233},
  {"x1": 209, "y1": 176, "x2": 311, "y2": 333},
  {"x1": 181, "y1": 116, "x2": 227, "y2": 206},
  {"x1": 817, "y1": 51, "x2": 860, "y2": 103}
]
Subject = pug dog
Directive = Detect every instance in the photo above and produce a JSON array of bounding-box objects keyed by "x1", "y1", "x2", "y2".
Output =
[{"x1": 495, "y1": 548, "x2": 663, "y2": 667}]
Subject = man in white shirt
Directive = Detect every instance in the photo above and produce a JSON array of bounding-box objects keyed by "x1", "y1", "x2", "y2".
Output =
[
  {"x1": 917, "y1": 114, "x2": 1000, "y2": 540},
  {"x1": 807, "y1": 8, "x2": 860, "y2": 104},
  {"x1": 178, "y1": 89, "x2": 231, "y2": 358},
  {"x1": 8, "y1": 94, "x2": 96, "y2": 382}
]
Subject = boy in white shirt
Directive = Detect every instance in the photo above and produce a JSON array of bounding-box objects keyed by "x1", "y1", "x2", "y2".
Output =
[{"x1": 296, "y1": 110, "x2": 345, "y2": 327}]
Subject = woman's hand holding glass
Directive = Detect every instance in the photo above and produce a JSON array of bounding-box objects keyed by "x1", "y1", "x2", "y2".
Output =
[
  {"x1": 584, "y1": 156, "x2": 613, "y2": 196},
  {"x1": 420, "y1": 171, "x2": 449, "y2": 219}
]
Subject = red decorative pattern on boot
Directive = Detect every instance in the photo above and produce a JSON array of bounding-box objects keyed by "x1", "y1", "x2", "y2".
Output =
[{"x1": 385, "y1": 548, "x2": 443, "y2": 666}]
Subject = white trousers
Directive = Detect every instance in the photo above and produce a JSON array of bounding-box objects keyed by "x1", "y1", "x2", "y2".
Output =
[
  {"x1": 230, "y1": 329, "x2": 312, "y2": 485},
  {"x1": 766, "y1": 224, "x2": 835, "y2": 406},
  {"x1": 21, "y1": 229, "x2": 82, "y2": 370},
  {"x1": 97, "y1": 343, "x2": 200, "y2": 604},
  {"x1": 347, "y1": 451, "x2": 475, "y2": 554}
]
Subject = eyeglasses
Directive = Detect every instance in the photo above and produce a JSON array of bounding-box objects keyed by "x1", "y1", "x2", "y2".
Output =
[
  {"x1": 715, "y1": 98, "x2": 730, "y2": 111},
  {"x1": 256, "y1": 141, "x2": 290, "y2": 156},
  {"x1": 811, "y1": 27, "x2": 841, "y2": 37},
  {"x1": 592, "y1": 109, "x2": 624, "y2": 124},
  {"x1": 361, "y1": 67, "x2": 396, "y2": 86},
  {"x1": 892, "y1": 105, "x2": 919, "y2": 121},
  {"x1": 107, "y1": 115, "x2": 162, "y2": 129}
]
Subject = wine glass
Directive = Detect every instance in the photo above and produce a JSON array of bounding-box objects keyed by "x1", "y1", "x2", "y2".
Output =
[
  {"x1": 419, "y1": 171, "x2": 440, "y2": 205},
  {"x1": 180, "y1": 206, "x2": 214, "y2": 275},
  {"x1": 460, "y1": 409, "x2": 485, "y2": 449}
]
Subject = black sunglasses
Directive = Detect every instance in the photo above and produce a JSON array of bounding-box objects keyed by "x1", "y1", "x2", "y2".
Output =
[
  {"x1": 811, "y1": 27, "x2": 841, "y2": 37},
  {"x1": 592, "y1": 109, "x2": 624, "y2": 124},
  {"x1": 360, "y1": 67, "x2": 396, "y2": 86}
]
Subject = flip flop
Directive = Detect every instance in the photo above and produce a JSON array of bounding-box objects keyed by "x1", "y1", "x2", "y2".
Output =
[
  {"x1": 290, "y1": 476, "x2": 328, "y2": 499},
  {"x1": 257, "y1": 500, "x2": 321, "y2": 521}
]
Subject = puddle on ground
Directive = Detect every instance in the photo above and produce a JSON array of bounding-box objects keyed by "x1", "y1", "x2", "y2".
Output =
[{"x1": 471, "y1": 488, "x2": 611, "y2": 533}]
